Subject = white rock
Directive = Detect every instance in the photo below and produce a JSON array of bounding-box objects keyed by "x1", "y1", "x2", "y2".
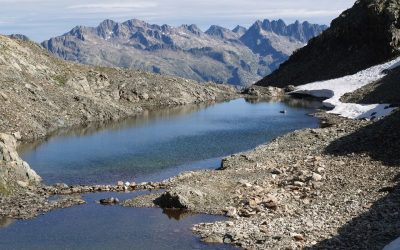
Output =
[
  {"x1": 225, "y1": 207, "x2": 237, "y2": 217},
  {"x1": 17, "y1": 180, "x2": 29, "y2": 188},
  {"x1": 312, "y1": 173, "x2": 323, "y2": 182},
  {"x1": 12, "y1": 132, "x2": 21, "y2": 140},
  {"x1": 294, "y1": 181, "x2": 305, "y2": 187}
]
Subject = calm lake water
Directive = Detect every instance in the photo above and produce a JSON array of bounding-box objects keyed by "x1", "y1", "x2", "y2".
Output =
[
  {"x1": 19, "y1": 98, "x2": 321, "y2": 185},
  {"x1": 0, "y1": 98, "x2": 321, "y2": 250}
]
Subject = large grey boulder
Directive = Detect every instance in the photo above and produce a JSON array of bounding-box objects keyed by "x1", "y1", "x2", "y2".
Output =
[{"x1": 0, "y1": 133, "x2": 41, "y2": 193}]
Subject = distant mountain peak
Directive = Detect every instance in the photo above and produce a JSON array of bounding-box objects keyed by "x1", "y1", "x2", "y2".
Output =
[
  {"x1": 206, "y1": 25, "x2": 226, "y2": 32},
  {"x1": 245, "y1": 19, "x2": 327, "y2": 43},
  {"x1": 253, "y1": 20, "x2": 263, "y2": 29},
  {"x1": 179, "y1": 24, "x2": 202, "y2": 35},
  {"x1": 98, "y1": 19, "x2": 117, "y2": 29},
  {"x1": 205, "y1": 25, "x2": 237, "y2": 39},
  {"x1": 122, "y1": 19, "x2": 150, "y2": 29},
  {"x1": 232, "y1": 25, "x2": 247, "y2": 34}
]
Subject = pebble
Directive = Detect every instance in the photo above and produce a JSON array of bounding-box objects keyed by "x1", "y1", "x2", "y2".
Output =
[
  {"x1": 99, "y1": 197, "x2": 119, "y2": 205},
  {"x1": 16, "y1": 181, "x2": 29, "y2": 188},
  {"x1": 312, "y1": 173, "x2": 323, "y2": 182},
  {"x1": 225, "y1": 207, "x2": 237, "y2": 217},
  {"x1": 293, "y1": 233, "x2": 305, "y2": 241},
  {"x1": 271, "y1": 168, "x2": 283, "y2": 175}
]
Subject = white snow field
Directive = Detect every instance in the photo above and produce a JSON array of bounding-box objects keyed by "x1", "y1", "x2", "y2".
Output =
[{"x1": 292, "y1": 57, "x2": 400, "y2": 119}]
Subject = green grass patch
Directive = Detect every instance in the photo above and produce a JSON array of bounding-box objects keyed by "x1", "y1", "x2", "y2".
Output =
[
  {"x1": 0, "y1": 183, "x2": 12, "y2": 196},
  {"x1": 53, "y1": 75, "x2": 67, "y2": 85}
]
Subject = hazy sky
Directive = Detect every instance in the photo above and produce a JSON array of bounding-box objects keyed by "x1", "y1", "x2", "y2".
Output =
[{"x1": 0, "y1": 0, "x2": 355, "y2": 42}]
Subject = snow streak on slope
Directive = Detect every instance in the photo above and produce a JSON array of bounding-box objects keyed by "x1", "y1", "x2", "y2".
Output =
[{"x1": 291, "y1": 57, "x2": 400, "y2": 119}]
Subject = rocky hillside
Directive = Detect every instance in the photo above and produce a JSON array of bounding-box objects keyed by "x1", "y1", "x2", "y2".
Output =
[
  {"x1": 257, "y1": 0, "x2": 400, "y2": 87},
  {"x1": 42, "y1": 19, "x2": 326, "y2": 87},
  {"x1": 0, "y1": 35, "x2": 236, "y2": 142}
]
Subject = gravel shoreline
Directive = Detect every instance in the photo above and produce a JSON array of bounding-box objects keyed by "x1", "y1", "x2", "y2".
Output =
[{"x1": 125, "y1": 110, "x2": 400, "y2": 249}]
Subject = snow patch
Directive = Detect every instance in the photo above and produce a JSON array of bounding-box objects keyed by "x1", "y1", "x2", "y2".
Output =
[{"x1": 292, "y1": 57, "x2": 400, "y2": 119}]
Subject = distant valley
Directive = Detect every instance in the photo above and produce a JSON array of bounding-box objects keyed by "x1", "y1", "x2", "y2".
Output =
[{"x1": 42, "y1": 19, "x2": 327, "y2": 86}]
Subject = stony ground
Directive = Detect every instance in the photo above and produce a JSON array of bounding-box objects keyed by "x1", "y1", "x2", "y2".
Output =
[
  {"x1": 0, "y1": 185, "x2": 85, "y2": 220},
  {"x1": 126, "y1": 110, "x2": 400, "y2": 249}
]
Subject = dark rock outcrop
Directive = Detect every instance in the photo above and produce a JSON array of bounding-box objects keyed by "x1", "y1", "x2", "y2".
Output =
[
  {"x1": 257, "y1": 0, "x2": 400, "y2": 87},
  {"x1": 154, "y1": 191, "x2": 190, "y2": 209}
]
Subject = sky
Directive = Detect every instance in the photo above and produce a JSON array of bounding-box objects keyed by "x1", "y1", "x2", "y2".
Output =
[{"x1": 0, "y1": 0, "x2": 355, "y2": 42}]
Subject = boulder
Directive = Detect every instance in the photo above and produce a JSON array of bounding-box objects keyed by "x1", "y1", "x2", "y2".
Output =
[
  {"x1": 154, "y1": 185, "x2": 205, "y2": 209},
  {"x1": 99, "y1": 197, "x2": 120, "y2": 205},
  {"x1": 0, "y1": 133, "x2": 41, "y2": 193},
  {"x1": 154, "y1": 191, "x2": 190, "y2": 209}
]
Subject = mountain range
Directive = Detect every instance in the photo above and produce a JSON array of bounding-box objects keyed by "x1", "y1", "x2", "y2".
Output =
[{"x1": 42, "y1": 19, "x2": 327, "y2": 86}]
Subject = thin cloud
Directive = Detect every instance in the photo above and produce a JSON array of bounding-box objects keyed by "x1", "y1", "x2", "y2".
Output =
[
  {"x1": 0, "y1": 0, "x2": 356, "y2": 41},
  {"x1": 67, "y1": 2, "x2": 158, "y2": 11}
]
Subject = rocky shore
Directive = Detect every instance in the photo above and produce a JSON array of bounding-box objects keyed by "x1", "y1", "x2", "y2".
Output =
[
  {"x1": 0, "y1": 34, "x2": 238, "y2": 219},
  {"x1": 0, "y1": 180, "x2": 169, "y2": 220},
  {"x1": 125, "y1": 110, "x2": 400, "y2": 249}
]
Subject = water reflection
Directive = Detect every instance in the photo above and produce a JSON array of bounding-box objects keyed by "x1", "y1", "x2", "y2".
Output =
[
  {"x1": 19, "y1": 98, "x2": 321, "y2": 155},
  {"x1": 0, "y1": 217, "x2": 15, "y2": 229},
  {"x1": 244, "y1": 96, "x2": 323, "y2": 109},
  {"x1": 18, "y1": 102, "x2": 213, "y2": 154},
  {"x1": 162, "y1": 208, "x2": 194, "y2": 221},
  {"x1": 0, "y1": 192, "x2": 235, "y2": 250}
]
